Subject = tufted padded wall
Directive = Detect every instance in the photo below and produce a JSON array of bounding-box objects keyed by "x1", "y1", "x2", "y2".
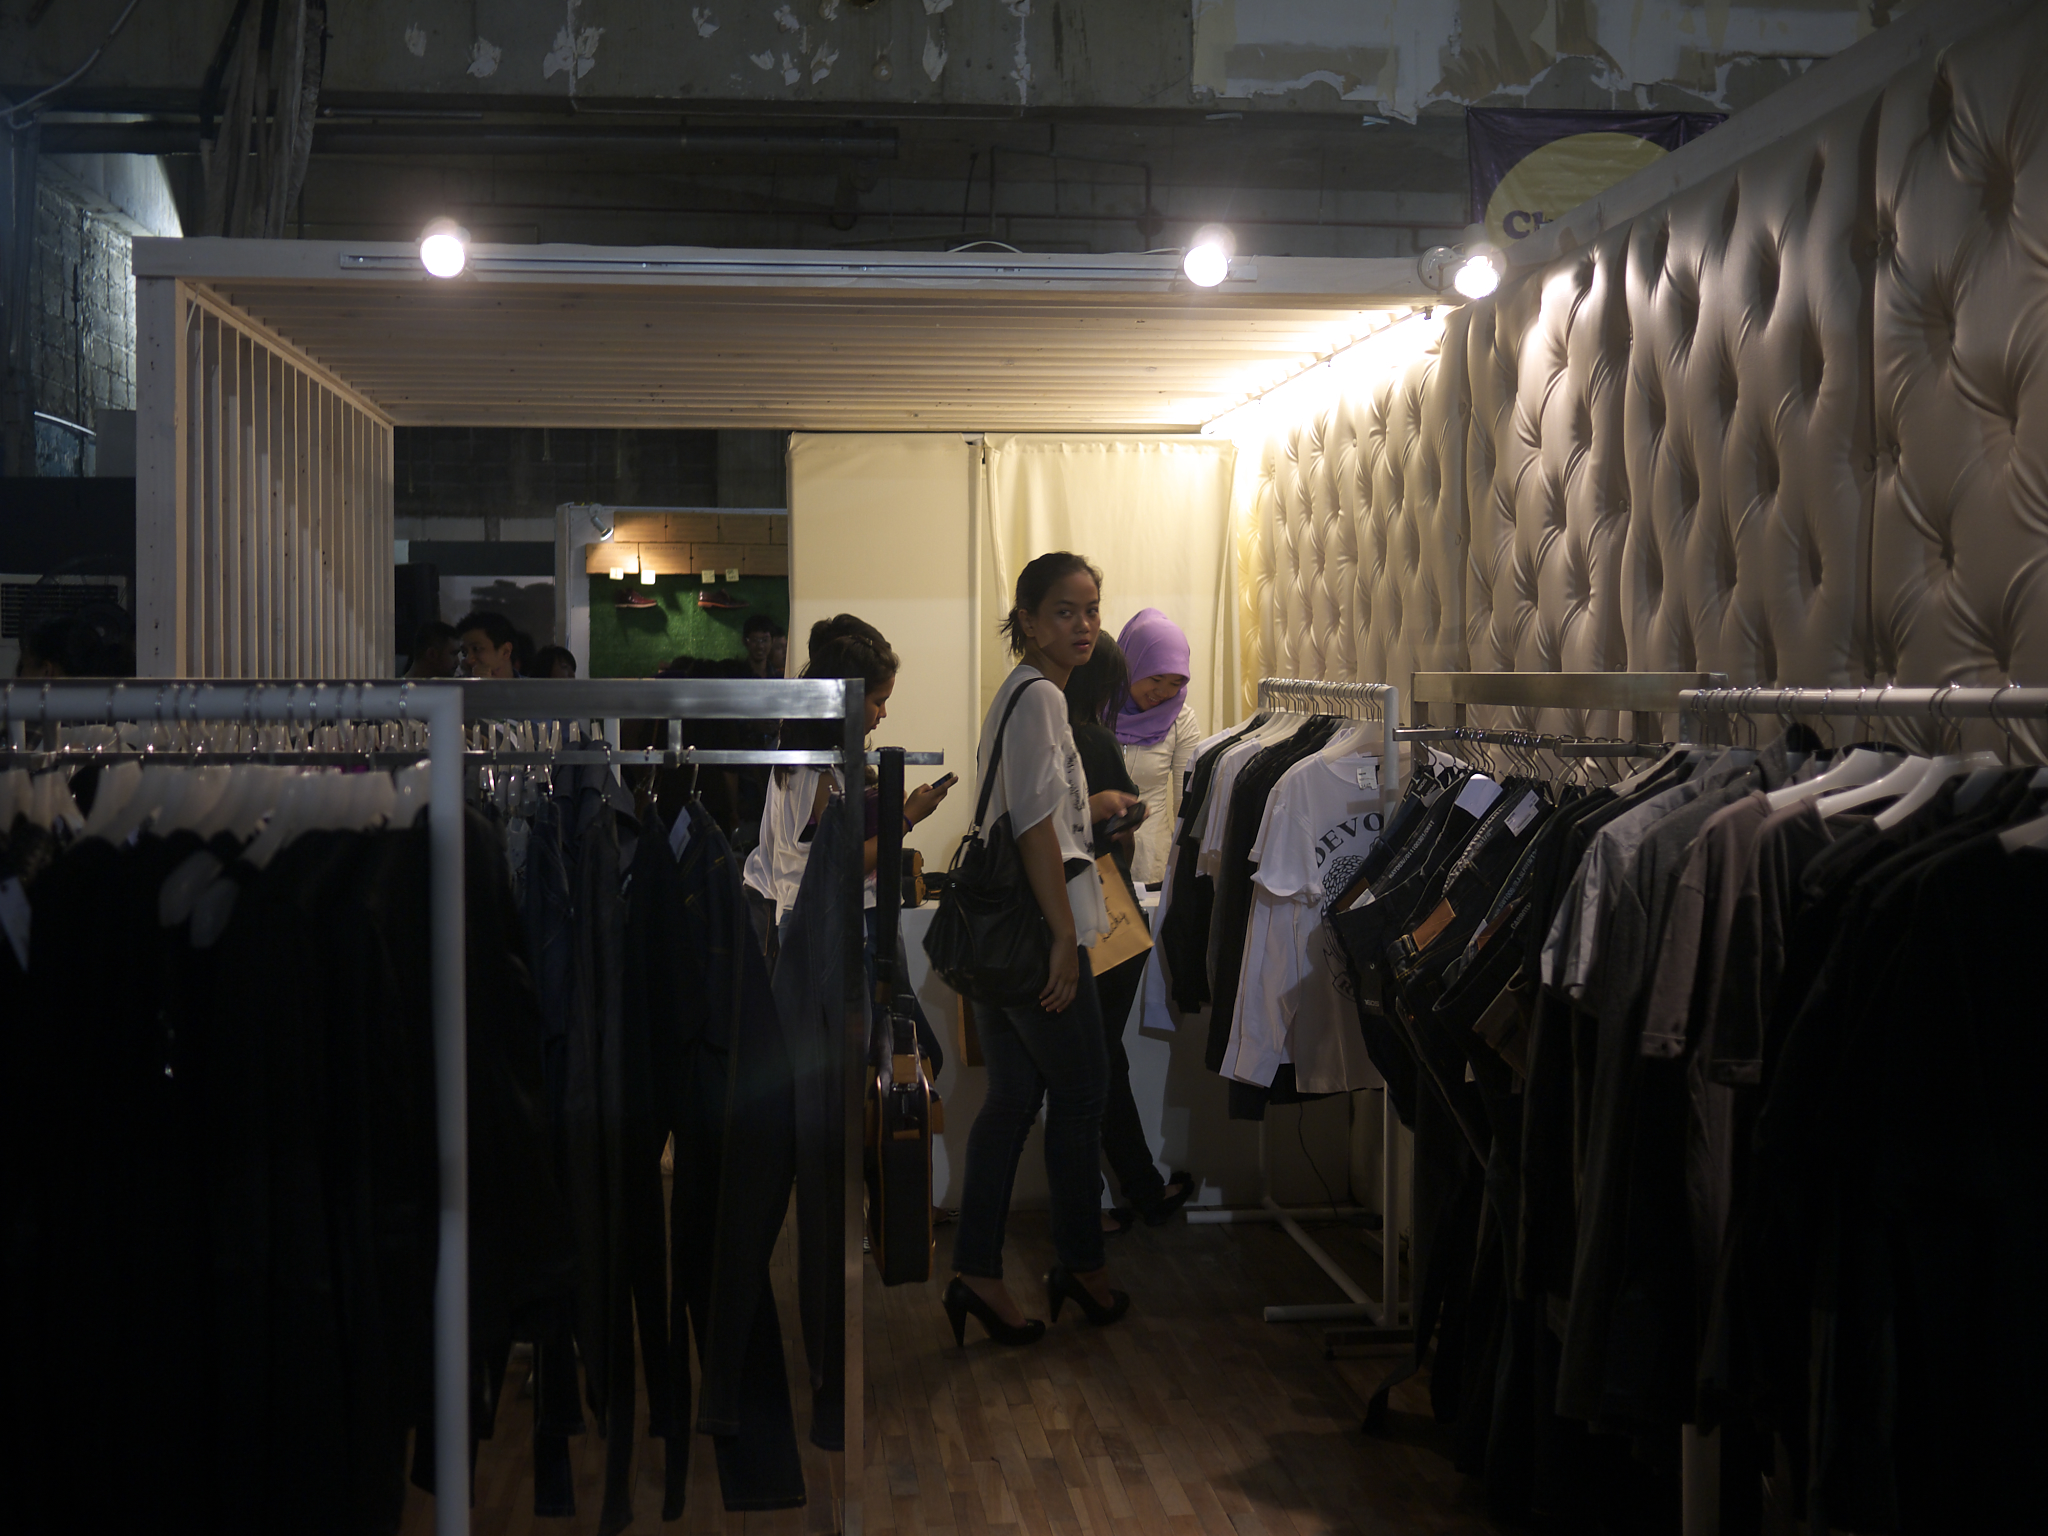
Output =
[
  {"x1": 1623, "y1": 93, "x2": 1878, "y2": 701},
  {"x1": 1869, "y1": 3, "x2": 2048, "y2": 760},
  {"x1": 1467, "y1": 233, "x2": 1635, "y2": 736},
  {"x1": 1254, "y1": 319, "x2": 1469, "y2": 709},
  {"x1": 1248, "y1": 2, "x2": 2047, "y2": 760}
]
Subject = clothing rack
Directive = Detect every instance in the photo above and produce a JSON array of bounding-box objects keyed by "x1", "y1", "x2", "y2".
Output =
[
  {"x1": 1406, "y1": 670, "x2": 1732, "y2": 1534},
  {"x1": 1401, "y1": 670, "x2": 2048, "y2": 1536},
  {"x1": 0, "y1": 675, "x2": 884, "y2": 1536},
  {"x1": 1185, "y1": 677, "x2": 1410, "y2": 1347}
]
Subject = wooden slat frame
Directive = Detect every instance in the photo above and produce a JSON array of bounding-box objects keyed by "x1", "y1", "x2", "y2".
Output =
[{"x1": 139, "y1": 280, "x2": 396, "y2": 678}]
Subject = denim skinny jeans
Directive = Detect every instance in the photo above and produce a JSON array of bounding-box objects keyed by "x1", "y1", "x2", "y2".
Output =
[{"x1": 950, "y1": 949, "x2": 1109, "y2": 1280}]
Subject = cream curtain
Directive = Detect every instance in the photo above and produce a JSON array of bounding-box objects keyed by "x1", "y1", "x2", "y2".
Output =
[{"x1": 979, "y1": 435, "x2": 1240, "y2": 735}]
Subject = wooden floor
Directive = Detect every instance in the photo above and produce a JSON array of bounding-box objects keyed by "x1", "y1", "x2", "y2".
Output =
[{"x1": 404, "y1": 1209, "x2": 1510, "y2": 1536}]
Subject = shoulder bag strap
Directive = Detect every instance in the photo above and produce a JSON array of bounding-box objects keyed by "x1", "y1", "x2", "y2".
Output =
[{"x1": 970, "y1": 676, "x2": 1056, "y2": 833}]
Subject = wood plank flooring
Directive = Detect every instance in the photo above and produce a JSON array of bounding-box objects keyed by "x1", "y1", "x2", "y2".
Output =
[{"x1": 402, "y1": 1208, "x2": 1507, "y2": 1535}]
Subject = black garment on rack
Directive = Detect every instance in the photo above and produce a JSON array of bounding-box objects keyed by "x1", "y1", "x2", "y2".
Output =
[
  {"x1": 1160, "y1": 717, "x2": 1263, "y2": 1010},
  {"x1": 769, "y1": 793, "x2": 856, "y2": 1454},
  {"x1": 1796, "y1": 830, "x2": 2048, "y2": 1534},
  {"x1": 637, "y1": 802, "x2": 807, "y2": 1514},
  {"x1": 7, "y1": 811, "x2": 574, "y2": 1536}
]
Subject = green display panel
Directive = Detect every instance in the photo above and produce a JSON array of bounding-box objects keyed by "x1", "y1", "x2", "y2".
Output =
[{"x1": 586, "y1": 573, "x2": 790, "y2": 677}]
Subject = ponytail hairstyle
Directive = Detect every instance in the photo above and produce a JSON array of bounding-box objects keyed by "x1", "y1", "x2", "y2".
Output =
[
  {"x1": 999, "y1": 550, "x2": 1104, "y2": 657},
  {"x1": 777, "y1": 616, "x2": 900, "y2": 780},
  {"x1": 1064, "y1": 628, "x2": 1130, "y2": 733}
]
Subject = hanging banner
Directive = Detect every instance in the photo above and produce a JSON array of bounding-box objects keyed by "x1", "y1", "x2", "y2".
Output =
[{"x1": 1469, "y1": 108, "x2": 1724, "y2": 249}]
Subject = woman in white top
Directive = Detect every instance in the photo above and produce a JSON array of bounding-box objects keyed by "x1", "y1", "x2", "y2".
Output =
[
  {"x1": 1113, "y1": 608, "x2": 1202, "y2": 885},
  {"x1": 944, "y1": 553, "x2": 1139, "y2": 1348},
  {"x1": 743, "y1": 614, "x2": 950, "y2": 930}
]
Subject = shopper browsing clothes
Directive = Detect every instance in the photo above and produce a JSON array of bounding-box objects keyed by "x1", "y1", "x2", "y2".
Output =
[
  {"x1": 1114, "y1": 608, "x2": 1202, "y2": 885},
  {"x1": 743, "y1": 614, "x2": 949, "y2": 938},
  {"x1": 945, "y1": 552, "x2": 1137, "y2": 1347},
  {"x1": 1063, "y1": 632, "x2": 1197, "y2": 1234}
]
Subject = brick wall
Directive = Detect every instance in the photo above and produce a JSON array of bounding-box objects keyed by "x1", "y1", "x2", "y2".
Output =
[{"x1": 24, "y1": 179, "x2": 137, "y2": 475}]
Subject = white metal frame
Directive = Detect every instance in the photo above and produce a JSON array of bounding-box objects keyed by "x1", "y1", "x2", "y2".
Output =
[{"x1": 1184, "y1": 678, "x2": 1410, "y2": 1342}]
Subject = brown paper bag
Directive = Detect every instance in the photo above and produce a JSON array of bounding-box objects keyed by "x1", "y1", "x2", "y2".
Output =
[{"x1": 1087, "y1": 855, "x2": 1154, "y2": 973}]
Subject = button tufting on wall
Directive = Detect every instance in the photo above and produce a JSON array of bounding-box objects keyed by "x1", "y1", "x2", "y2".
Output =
[{"x1": 1805, "y1": 150, "x2": 1828, "y2": 211}]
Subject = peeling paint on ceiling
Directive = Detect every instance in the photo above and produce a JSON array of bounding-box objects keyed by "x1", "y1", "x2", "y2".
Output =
[{"x1": 1192, "y1": 0, "x2": 1899, "y2": 120}]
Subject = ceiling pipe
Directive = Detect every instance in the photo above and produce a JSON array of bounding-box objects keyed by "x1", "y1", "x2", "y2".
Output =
[{"x1": 35, "y1": 121, "x2": 900, "y2": 158}]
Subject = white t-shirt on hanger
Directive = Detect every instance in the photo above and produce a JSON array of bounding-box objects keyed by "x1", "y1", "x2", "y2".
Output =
[
  {"x1": 975, "y1": 665, "x2": 1109, "y2": 950},
  {"x1": 1222, "y1": 750, "x2": 1387, "y2": 1093}
]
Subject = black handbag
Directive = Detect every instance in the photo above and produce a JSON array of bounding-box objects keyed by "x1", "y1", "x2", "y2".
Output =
[{"x1": 922, "y1": 677, "x2": 1058, "y2": 1007}]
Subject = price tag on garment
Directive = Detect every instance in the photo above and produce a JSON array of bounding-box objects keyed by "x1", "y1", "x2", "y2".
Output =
[
  {"x1": 1453, "y1": 775, "x2": 1503, "y2": 818},
  {"x1": 1354, "y1": 759, "x2": 1380, "y2": 793},
  {"x1": 0, "y1": 877, "x2": 28, "y2": 970},
  {"x1": 1504, "y1": 789, "x2": 1541, "y2": 837}
]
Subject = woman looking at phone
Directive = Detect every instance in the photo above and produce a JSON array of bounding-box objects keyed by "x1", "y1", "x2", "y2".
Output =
[
  {"x1": 944, "y1": 552, "x2": 1136, "y2": 1348},
  {"x1": 1063, "y1": 632, "x2": 1197, "y2": 1235}
]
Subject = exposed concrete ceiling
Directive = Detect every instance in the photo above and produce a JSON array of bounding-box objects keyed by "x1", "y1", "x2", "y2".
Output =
[
  {"x1": 144, "y1": 237, "x2": 1436, "y2": 432},
  {"x1": 3, "y1": 1, "x2": 1904, "y2": 120}
]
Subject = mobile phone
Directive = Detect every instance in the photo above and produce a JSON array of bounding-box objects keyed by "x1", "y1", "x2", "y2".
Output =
[
  {"x1": 932, "y1": 771, "x2": 960, "y2": 792},
  {"x1": 1098, "y1": 802, "x2": 1148, "y2": 838}
]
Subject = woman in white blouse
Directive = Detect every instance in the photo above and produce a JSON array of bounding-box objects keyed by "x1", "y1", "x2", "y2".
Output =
[
  {"x1": 944, "y1": 552, "x2": 1138, "y2": 1348},
  {"x1": 1113, "y1": 608, "x2": 1201, "y2": 885}
]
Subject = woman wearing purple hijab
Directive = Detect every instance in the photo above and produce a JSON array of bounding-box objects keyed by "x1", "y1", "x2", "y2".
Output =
[{"x1": 1114, "y1": 608, "x2": 1201, "y2": 884}]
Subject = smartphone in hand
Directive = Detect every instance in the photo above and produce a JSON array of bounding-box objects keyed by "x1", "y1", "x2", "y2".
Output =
[{"x1": 1096, "y1": 802, "x2": 1148, "y2": 839}]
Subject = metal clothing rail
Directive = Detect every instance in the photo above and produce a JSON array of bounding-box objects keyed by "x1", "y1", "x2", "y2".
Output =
[
  {"x1": 1184, "y1": 677, "x2": 1409, "y2": 1346},
  {"x1": 1679, "y1": 682, "x2": 2048, "y2": 736},
  {"x1": 0, "y1": 675, "x2": 878, "y2": 1536},
  {"x1": 0, "y1": 747, "x2": 944, "y2": 769},
  {"x1": 1398, "y1": 725, "x2": 1661, "y2": 758}
]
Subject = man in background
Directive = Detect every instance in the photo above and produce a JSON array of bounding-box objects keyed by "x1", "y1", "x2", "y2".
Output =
[
  {"x1": 403, "y1": 621, "x2": 460, "y2": 679},
  {"x1": 456, "y1": 611, "x2": 521, "y2": 678},
  {"x1": 742, "y1": 613, "x2": 787, "y2": 678},
  {"x1": 531, "y1": 645, "x2": 577, "y2": 678}
]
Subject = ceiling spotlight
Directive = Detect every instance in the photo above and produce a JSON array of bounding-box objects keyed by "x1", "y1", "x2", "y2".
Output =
[
  {"x1": 1417, "y1": 239, "x2": 1503, "y2": 302},
  {"x1": 1183, "y1": 224, "x2": 1235, "y2": 288},
  {"x1": 1453, "y1": 245, "x2": 1503, "y2": 299},
  {"x1": 418, "y1": 217, "x2": 470, "y2": 279}
]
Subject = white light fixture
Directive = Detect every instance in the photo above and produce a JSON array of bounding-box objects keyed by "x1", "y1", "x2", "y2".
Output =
[
  {"x1": 1453, "y1": 245, "x2": 1503, "y2": 298},
  {"x1": 1417, "y1": 225, "x2": 1504, "y2": 302},
  {"x1": 418, "y1": 217, "x2": 470, "y2": 279},
  {"x1": 608, "y1": 564, "x2": 625, "y2": 582},
  {"x1": 1182, "y1": 224, "x2": 1235, "y2": 288},
  {"x1": 640, "y1": 567, "x2": 657, "y2": 585}
]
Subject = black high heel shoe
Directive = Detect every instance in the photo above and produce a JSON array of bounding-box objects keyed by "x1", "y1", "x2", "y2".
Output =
[
  {"x1": 943, "y1": 1277, "x2": 1046, "y2": 1348},
  {"x1": 1045, "y1": 1264, "x2": 1131, "y2": 1327},
  {"x1": 1143, "y1": 1169, "x2": 1197, "y2": 1227}
]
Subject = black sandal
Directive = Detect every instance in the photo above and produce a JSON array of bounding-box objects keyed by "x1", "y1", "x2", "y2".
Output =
[
  {"x1": 1144, "y1": 1170, "x2": 1196, "y2": 1226},
  {"x1": 1101, "y1": 1206, "x2": 1137, "y2": 1236}
]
